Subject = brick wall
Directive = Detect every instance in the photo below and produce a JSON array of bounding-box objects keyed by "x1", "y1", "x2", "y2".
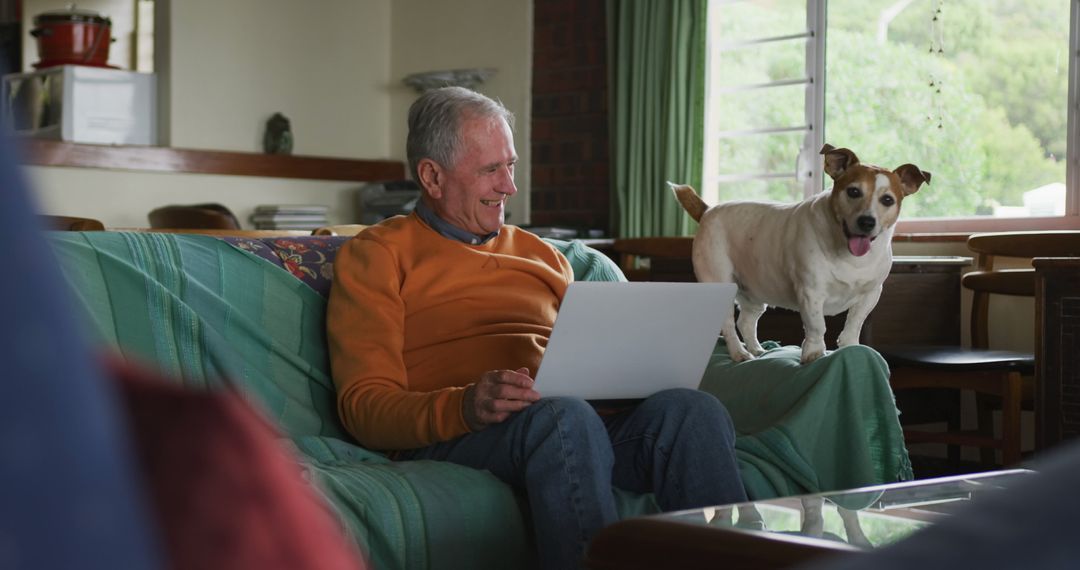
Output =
[{"x1": 531, "y1": 0, "x2": 610, "y2": 236}]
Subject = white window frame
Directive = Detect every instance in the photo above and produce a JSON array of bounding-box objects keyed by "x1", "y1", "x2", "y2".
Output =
[
  {"x1": 704, "y1": 0, "x2": 825, "y2": 204},
  {"x1": 806, "y1": 0, "x2": 826, "y2": 197}
]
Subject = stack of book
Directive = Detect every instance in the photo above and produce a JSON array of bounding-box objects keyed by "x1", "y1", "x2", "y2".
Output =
[{"x1": 250, "y1": 204, "x2": 329, "y2": 230}]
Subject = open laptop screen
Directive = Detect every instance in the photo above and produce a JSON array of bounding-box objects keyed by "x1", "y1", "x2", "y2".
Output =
[{"x1": 534, "y1": 282, "x2": 736, "y2": 400}]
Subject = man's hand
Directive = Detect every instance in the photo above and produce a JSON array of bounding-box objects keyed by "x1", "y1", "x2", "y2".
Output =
[{"x1": 462, "y1": 367, "x2": 540, "y2": 431}]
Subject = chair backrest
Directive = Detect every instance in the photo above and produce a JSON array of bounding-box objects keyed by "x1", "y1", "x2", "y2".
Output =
[
  {"x1": 964, "y1": 231, "x2": 1080, "y2": 348},
  {"x1": 40, "y1": 215, "x2": 105, "y2": 231},
  {"x1": 148, "y1": 203, "x2": 242, "y2": 230},
  {"x1": 137, "y1": 228, "x2": 311, "y2": 237},
  {"x1": 311, "y1": 224, "x2": 368, "y2": 236}
]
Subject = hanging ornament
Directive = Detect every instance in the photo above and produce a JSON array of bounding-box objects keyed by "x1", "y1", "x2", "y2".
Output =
[{"x1": 928, "y1": 0, "x2": 946, "y2": 129}]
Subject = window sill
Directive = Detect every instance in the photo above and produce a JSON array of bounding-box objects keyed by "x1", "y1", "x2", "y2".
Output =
[
  {"x1": 892, "y1": 232, "x2": 970, "y2": 243},
  {"x1": 897, "y1": 215, "x2": 1080, "y2": 234},
  {"x1": 15, "y1": 139, "x2": 406, "y2": 182}
]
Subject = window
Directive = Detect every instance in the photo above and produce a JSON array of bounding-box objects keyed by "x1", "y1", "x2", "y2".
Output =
[
  {"x1": 705, "y1": 0, "x2": 1080, "y2": 231},
  {"x1": 704, "y1": 0, "x2": 824, "y2": 205}
]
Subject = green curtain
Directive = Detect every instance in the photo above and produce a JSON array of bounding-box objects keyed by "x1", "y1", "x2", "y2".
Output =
[{"x1": 608, "y1": 0, "x2": 707, "y2": 238}]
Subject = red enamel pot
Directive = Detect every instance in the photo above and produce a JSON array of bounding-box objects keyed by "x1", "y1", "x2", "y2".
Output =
[{"x1": 30, "y1": 6, "x2": 113, "y2": 68}]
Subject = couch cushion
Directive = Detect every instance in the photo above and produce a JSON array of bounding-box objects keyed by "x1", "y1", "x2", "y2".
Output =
[
  {"x1": 223, "y1": 235, "x2": 625, "y2": 298},
  {"x1": 225, "y1": 236, "x2": 351, "y2": 298}
]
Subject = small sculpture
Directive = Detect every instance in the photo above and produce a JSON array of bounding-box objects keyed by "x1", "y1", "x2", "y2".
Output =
[{"x1": 263, "y1": 112, "x2": 293, "y2": 155}]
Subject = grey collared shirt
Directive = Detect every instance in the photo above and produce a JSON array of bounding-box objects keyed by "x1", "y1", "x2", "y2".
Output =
[{"x1": 414, "y1": 199, "x2": 499, "y2": 245}]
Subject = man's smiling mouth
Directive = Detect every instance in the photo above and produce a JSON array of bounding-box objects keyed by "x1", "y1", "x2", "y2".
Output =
[{"x1": 481, "y1": 199, "x2": 503, "y2": 207}]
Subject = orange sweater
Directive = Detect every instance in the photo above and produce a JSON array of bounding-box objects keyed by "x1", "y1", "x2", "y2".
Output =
[{"x1": 327, "y1": 213, "x2": 573, "y2": 450}]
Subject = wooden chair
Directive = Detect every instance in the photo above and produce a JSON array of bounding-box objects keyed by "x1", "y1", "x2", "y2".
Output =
[
  {"x1": 40, "y1": 215, "x2": 106, "y2": 231},
  {"x1": 880, "y1": 231, "x2": 1080, "y2": 468},
  {"x1": 148, "y1": 203, "x2": 242, "y2": 230}
]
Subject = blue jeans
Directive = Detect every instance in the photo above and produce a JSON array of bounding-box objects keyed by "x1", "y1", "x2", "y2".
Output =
[{"x1": 396, "y1": 388, "x2": 746, "y2": 569}]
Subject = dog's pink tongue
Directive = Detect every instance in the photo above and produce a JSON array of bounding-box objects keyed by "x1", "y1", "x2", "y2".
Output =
[{"x1": 848, "y1": 236, "x2": 872, "y2": 257}]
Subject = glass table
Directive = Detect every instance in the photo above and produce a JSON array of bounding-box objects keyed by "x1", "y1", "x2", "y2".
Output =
[{"x1": 587, "y1": 469, "x2": 1034, "y2": 570}]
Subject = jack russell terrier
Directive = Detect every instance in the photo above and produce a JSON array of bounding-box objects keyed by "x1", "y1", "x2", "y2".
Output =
[{"x1": 673, "y1": 144, "x2": 930, "y2": 364}]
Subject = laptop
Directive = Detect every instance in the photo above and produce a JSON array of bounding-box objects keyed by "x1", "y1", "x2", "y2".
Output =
[{"x1": 534, "y1": 282, "x2": 737, "y2": 400}]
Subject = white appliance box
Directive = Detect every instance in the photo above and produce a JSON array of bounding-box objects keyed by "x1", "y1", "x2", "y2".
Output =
[{"x1": 2, "y1": 65, "x2": 156, "y2": 145}]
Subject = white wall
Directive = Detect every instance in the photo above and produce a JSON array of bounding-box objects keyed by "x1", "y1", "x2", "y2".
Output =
[
  {"x1": 164, "y1": 0, "x2": 392, "y2": 158},
  {"x1": 23, "y1": 0, "x2": 535, "y2": 228},
  {"x1": 390, "y1": 0, "x2": 534, "y2": 224}
]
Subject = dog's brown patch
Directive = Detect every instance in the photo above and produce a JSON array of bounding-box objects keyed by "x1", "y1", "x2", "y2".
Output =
[
  {"x1": 671, "y1": 183, "x2": 707, "y2": 222},
  {"x1": 819, "y1": 145, "x2": 931, "y2": 256},
  {"x1": 893, "y1": 164, "x2": 932, "y2": 196},
  {"x1": 820, "y1": 144, "x2": 861, "y2": 179}
]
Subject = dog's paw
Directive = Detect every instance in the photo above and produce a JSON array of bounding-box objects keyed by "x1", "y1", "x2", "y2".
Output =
[
  {"x1": 735, "y1": 505, "x2": 767, "y2": 531},
  {"x1": 747, "y1": 342, "x2": 768, "y2": 357},
  {"x1": 709, "y1": 506, "x2": 734, "y2": 527},
  {"x1": 729, "y1": 346, "x2": 756, "y2": 362},
  {"x1": 800, "y1": 341, "x2": 827, "y2": 364}
]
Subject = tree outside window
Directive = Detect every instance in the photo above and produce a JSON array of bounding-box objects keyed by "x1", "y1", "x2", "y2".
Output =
[{"x1": 708, "y1": 0, "x2": 1071, "y2": 220}]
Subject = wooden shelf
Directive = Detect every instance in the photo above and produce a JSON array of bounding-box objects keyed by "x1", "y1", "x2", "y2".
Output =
[{"x1": 16, "y1": 139, "x2": 406, "y2": 182}]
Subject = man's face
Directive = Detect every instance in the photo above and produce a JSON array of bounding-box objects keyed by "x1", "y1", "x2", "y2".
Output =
[{"x1": 420, "y1": 113, "x2": 518, "y2": 235}]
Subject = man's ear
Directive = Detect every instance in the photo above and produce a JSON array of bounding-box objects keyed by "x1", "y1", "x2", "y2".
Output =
[{"x1": 417, "y1": 158, "x2": 443, "y2": 199}]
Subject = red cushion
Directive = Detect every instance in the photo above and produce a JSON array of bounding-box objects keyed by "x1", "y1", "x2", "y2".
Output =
[{"x1": 109, "y1": 356, "x2": 367, "y2": 570}]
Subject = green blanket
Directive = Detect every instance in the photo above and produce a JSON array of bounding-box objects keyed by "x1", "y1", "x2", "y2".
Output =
[
  {"x1": 702, "y1": 341, "x2": 912, "y2": 499},
  {"x1": 48, "y1": 231, "x2": 910, "y2": 570}
]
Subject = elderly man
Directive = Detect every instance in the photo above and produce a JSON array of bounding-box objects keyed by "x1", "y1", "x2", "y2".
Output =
[{"x1": 327, "y1": 86, "x2": 745, "y2": 569}]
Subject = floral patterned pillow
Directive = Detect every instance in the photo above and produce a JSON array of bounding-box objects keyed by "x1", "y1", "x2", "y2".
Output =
[{"x1": 224, "y1": 236, "x2": 352, "y2": 298}]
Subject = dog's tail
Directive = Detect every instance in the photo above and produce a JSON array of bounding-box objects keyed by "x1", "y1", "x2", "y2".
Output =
[{"x1": 669, "y1": 182, "x2": 708, "y2": 222}]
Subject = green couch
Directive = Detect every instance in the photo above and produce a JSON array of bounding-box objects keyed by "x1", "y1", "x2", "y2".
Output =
[{"x1": 48, "y1": 231, "x2": 911, "y2": 570}]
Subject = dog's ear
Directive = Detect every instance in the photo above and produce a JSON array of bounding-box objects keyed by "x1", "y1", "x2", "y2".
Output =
[
  {"x1": 893, "y1": 164, "x2": 931, "y2": 196},
  {"x1": 820, "y1": 145, "x2": 860, "y2": 180}
]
